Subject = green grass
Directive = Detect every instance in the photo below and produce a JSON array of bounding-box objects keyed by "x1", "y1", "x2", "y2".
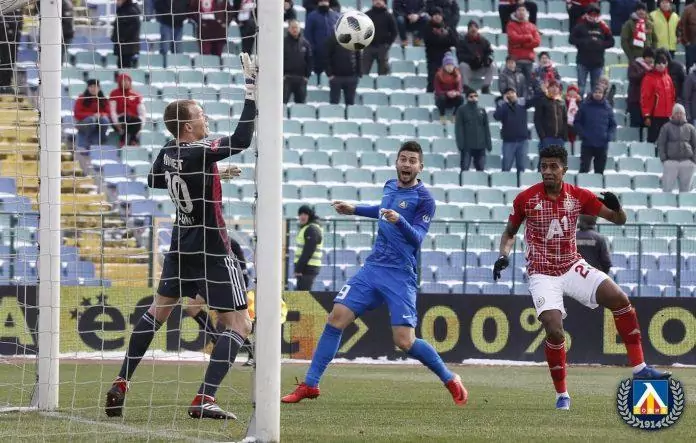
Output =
[{"x1": 1, "y1": 362, "x2": 695, "y2": 442}]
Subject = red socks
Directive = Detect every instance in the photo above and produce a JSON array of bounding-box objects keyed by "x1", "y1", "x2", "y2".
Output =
[
  {"x1": 613, "y1": 304, "x2": 645, "y2": 367},
  {"x1": 544, "y1": 340, "x2": 567, "y2": 394}
]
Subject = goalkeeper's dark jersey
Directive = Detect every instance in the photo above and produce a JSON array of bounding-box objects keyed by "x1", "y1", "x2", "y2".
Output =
[{"x1": 148, "y1": 99, "x2": 256, "y2": 258}]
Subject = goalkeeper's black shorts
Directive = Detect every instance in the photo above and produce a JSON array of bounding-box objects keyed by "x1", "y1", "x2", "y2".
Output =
[{"x1": 158, "y1": 252, "x2": 248, "y2": 312}]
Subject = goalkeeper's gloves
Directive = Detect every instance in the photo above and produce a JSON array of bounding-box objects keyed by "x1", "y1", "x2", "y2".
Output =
[
  {"x1": 492, "y1": 255, "x2": 509, "y2": 282},
  {"x1": 240, "y1": 52, "x2": 257, "y2": 101},
  {"x1": 599, "y1": 191, "x2": 621, "y2": 212}
]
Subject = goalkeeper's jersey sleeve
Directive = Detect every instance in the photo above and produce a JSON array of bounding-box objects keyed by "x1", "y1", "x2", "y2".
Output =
[{"x1": 363, "y1": 179, "x2": 435, "y2": 272}]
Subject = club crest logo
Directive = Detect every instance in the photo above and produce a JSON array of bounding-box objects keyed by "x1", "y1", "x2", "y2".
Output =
[
  {"x1": 422, "y1": 214, "x2": 431, "y2": 223},
  {"x1": 534, "y1": 296, "x2": 545, "y2": 308},
  {"x1": 563, "y1": 198, "x2": 575, "y2": 212},
  {"x1": 399, "y1": 201, "x2": 407, "y2": 209},
  {"x1": 617, "y1": 377, "x2": 685, "y2": 430}
]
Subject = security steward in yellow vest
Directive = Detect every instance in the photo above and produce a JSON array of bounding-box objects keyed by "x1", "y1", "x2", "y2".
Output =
[{"x1": 294, "y1": 205, "x2": 323, "y2": 290}]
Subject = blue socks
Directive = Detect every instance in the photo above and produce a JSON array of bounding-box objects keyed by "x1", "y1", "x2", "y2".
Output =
[
  {"x1": 305, "y1": 324, "x2": 343, "y2": 387},
  {"x1": 407, "y1": 338, "x2": 454, "y2": 383}
]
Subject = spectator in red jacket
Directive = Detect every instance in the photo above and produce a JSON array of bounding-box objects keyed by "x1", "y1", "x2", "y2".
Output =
[
  {"x1": 642, "y1": 52, "x2": 677, "y2": 142},
  {"x1": 109, "y1": 73, "x2": 146, "y2": 146},
  {"x1": 433, "y1": 52, "x2": 463, "y2": 122},
  {"x1": 189, "y1": 0, "x2": 231, "y2": 57},
  {"x1": 73, "y1": 79, "x2": 111, "y2": 150},
  {"x1": 506, "y1": 4, "x2": 541, "y2": 84},
  {"x1": 567, "y1": 0, "x2": 597, "y2": 32},
  {"x1": 499, "y1": 0, "x2": 538, "y2": 32}
]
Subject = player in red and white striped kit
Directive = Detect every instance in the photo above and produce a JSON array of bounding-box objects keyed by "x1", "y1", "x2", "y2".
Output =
[{"x1": 493, "y1": 145, "x2": 671, "y2": 410}]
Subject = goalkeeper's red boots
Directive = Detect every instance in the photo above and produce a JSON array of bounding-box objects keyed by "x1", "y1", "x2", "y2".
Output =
[
  {"x1": 445, "y1": 374, "x2": 468, "y2": 406},
  {"x1": 188, "y1": 394, "x2": 237, "y2": 420},
  {"x1": 281, "y1": 383, "x2": 320, "y2": 403},
  {"x1": 105, "y1": 377, "x2": 129, "y2": 417}
]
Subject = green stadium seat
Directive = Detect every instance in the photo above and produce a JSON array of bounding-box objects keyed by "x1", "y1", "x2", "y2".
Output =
[
  {"x1": 604, "y1": 174, "x2": 632, "y2": 190},
  {"x1": 388, "y1": 45, "x2": 404, "y2": 60},
  {"x1": 576, "y1": 173, "x2": 604, "y2": 190},
  {"x1": 206, "y1": 71, "x2": 233, "y2": 86},
  {"x1": 390, "y1": 91, "x2": 417, "y2": 107},
  {"x1": 301, "y1": 151, "x2": 331, "y2": 166},
  {"x1": 446, "y1": 188, "x2": 476, "y2": 204},
  {"x1": 358, "y1": 76, "x2": 375, "y2": 89},
  {"x1": 283, "y1": 119, "x2": 303, "y2": 135},
  {"x1": 345, "y1": 168, "x2": 374, "y2": 184},
  {"x1": 303, "y1": 120, "x2": 331, "y2": 135},
  {"x1": 161, "y1": 86, "x2": 190, "y2": 100},
  {"x1": 423, "y1": 153, "x2": 445, "y2": 169},
  {"x1": 432, "y1": 171, "x2": 460, "y2": 187},
  {"x1": 431, "y1": 138, "x2": 457, "y2": 154},
  {"x1": 665, "y1": 209, "x2": 694, "y2": 224},
  {"x1": 462, "y1": 206, "x2": 492, "y2": 221},
  {"x1": 504, "y1": 189, "x2": 520, "y2": 205},
  {"x1": 330, "y1": 185, "x2": 359, "y2": 201},
  {"x1": 139, "y1": 132, "x2": 168, "y2": 146},
  {"x1": 618, "y1": 157, "x2": 645, "y2": 172},
  {"x1": 445, "y1": 153, "x2": 461, "y2": 169},
  {"x1": 375, "y1": 76, "x2": 403, "y2": 90},
  {"x1": 477, "y1": 189, "x2": 505, "y2": 205},
  {"x1": 519, "y1": 172, "x2": 538, "y2": 187},
  {"x1": 433, "y1": 234, "x2": 463, "y2": 250},
  {"x1": 465, "y1": 234, "x2": 493, "y2": 251},
  {"x1": 288, "y1": 104, "x2": 317, "y2": 120},
  {"x1": 360, "y1": 152, "x2": 388, "y2": 168},
  {"x1": 193, "y1": 54, "x2": 221, "y2": 71},
  {"x1": 332, "y1": 151, "x2": 359, "y2": 168},
  {"x1": 361, "y1": 122, "x2": 390, "y2": 138},
  {"x1": 73, "y1": 51, "x2": 103, "y2": 68},
  {"x1": 390, "y1": 60, "x2": 415, "y2": 74},
  {"x1": 403, "y1": 75, "x2": 427, "y2": 90},
  {"x1": 299, "y1": 184, "x2": 329, "y2": 200},
  {"x1": 650, "y1": 193, "x2": 678, "y2": 208},
  {"x1": 226, "y1": 202, "x2": 253, "y2": 218},
  {"x1": 286, "y1": 135, "x2": 316, "y2": 150},
  {"x1": 404, "y1": 47, "x2": 426, "y2": 61},
  {"x1": 630, "y1": 142, "x2": 655, "y2": 157},
  {"x1": 390, "y1": 123, "x2": 417, "y2": 137},
  {"x1": 672, "y1": 238, "x2": 696, "y2": 254},
  {"x1": 417, "y1": 123, "x2": 444, "y2": 138},
  {"x1": 283, "y1": 150, "x2": 301, "y2": 164},
  {"x1": 612, "y1": 238, "x2": 639, "y2": 253},
  {"x1": 621, "y1": 191, "x2": 649, "y2": 208},
  {"x1": 359, "y1": 186, "x2": 384, "y2": 201},
  {"x1": 636, "y1": 208, "x2": 665, "y2": 223},
  {"x1": 166, "y1": 54, "x2": 192, "y2": 69},
  {"x1": 332, "y1": 121, "x2": 361, "y2": 136},
  {"x1": 147, "y1": 70, "x2": 174, "y2": 87},
  {"x1": 678, "y1": 193, "x2": 696, "y2": 208},
  {"x1": 316, "y1": 137, "x2": 344, "y2": 151},
  {"x1": 361, "y1": 91, "x2": 389, "y2": 106},
  {"x1": 374, "y1": 138, "x2": 401, "y2": 152},
  {"x1": 608, "y1": 142, "x2": 629, "y2": 158},
  {"x1": 490, "y1": 206, "x2": 511, "y2": 223},
  {"x1": 306, "y1": 89, "x2": 331, "y2": 103},
  {"x1": 375, "y1": 106, "x2": 403, "y2": 122},
  {"x1": 344, "y1": 137, "x2": 373, "y2": 152},
  {"x1": 417, "y1": 93, "x2": 435, "y2": 107},
  {"x1": 490, "y1": 171, "x2": 517, "y2": 188},
  {"x1": 315, "y1": 168, "x2": 345, "y2": 183},
  {"x1": 285, "y1": 167, "x2": 315, "y2": 183},
  {"x1": 644, "y1": 158, "x2": 663, "y2": 174},
  {"x1": 346, "y1": 105, "x2": 374, "y2": 122},
  {"x1": 403, "y1": 107, "x2": 431, "y2": 122},
  {"x1": 344, "y1": 233, "x2": 374, "y2": 249},
  {"x1": 283, "y1": 184, "x2": 300, "y2": 200},
  {"x1": 190, "y1": 86, "x2": 219, "y2": 102},
  {"x1": 641, "y1": 238, "x2": 669, "y2": 254},
  {"x1": 633, "y1": 175, "x2": 660, "y2": 190},
  {"x1": 428, "y1": 187, "x2": 446, "y2": 202},
  {"x1": 317, "y1": 104, "x2": 345, "y2": 120},
  {"x1": 617, "y1": 127, "x2": 641, "y2": 141},
  {"x1": 461, "y1": 171, "x2": 489, "y2": 187}
]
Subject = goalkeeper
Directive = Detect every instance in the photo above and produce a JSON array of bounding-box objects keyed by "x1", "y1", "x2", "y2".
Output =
[{"x1": 105, "y1": 54, "x2": 257, "y2": 420}]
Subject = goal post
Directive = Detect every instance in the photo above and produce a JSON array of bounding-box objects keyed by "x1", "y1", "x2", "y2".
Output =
[
  {"x1": 248, "y1": 2, "x2": 283, "y2": 442},
  {"x1": 34, "y1": 0, "x2": 61, "y2": 411}
]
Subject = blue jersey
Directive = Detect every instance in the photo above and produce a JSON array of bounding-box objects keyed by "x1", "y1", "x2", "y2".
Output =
[{"x1": 355, "y1": 179, "x2": 436, "y2": 272}]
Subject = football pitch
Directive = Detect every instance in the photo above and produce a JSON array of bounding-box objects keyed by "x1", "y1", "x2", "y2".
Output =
[{"x1": 0, "y1": 362, "x2": 694, "y2": 442}]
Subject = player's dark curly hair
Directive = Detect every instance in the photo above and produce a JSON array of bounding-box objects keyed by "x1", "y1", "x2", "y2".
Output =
[
  {"x1": 398, "y1": 140, "x2": 423, "y2": 161},
  {"x1": 538, "y1": 145, "x2": 568, "y2": 166}
]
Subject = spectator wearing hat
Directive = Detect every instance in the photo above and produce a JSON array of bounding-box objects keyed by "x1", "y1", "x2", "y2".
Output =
[
  {"x1": 574, "y1": 85, "x2": 617, "y2": 174},
  {"x1": 434, "y1": 52, "x2": 463, "y2": 122},
  {"x1": 109, "y1": 73, "x2": 146, "y2": 147},
  {"x1": 294, "y1": 205, "x2": 324, "y2": 291},
  {"x1": 507, "y1": 5, "x2": 541, "y2": 84},
  {"x1": 423, "y1": 8, "x2": 458, "y2": 93},
  {"x1": 498, "y1": 56, "x2": 528, "y2": 100},
  {"x1": 642, "y1": 52, "x2": 677, "y2": 143},
  {"x1": 392, "y1": 0, "x2": 429, "y2": 47},
  {"x1": 499, "y1": 0, "x2": 538, "y2": 33},
  {"x1": 565, "y1": 83, "x2": 582, "y2": 152},
  {"x1": 531, "y1": 52, "x2": 561, "y2": 97},
  {"x1": 576, "y1": 215, "x2": 612, "y2": 274},
  {"x1": 304, "y1": 0, "x2": 341, "y2": 14},
  {"x1": 285, "y1": 0, "x2": 297, "y2": 21},
  {"x1": 656, "y1": 103, "x2": 696, "y2": 192},
  {"x1": 611, "y1": 0, "x2": 640, "y2": 36},
  {"x1": 621, "y1": 2, "x2": 658, "y2": 62},
  {"x1": 651, "y1": 0, "x2": 679, "y2": 57},
  {"x1": 566, "y1": 0, "x2": 597, "y2": 32},
  {"x1": 596, "y1": 75, "x2": 617, "y2": 106},
  {"x1": 494, "y1": 86, "x2": 531, "y2": 173},
  {"x1": 455, "y1": 89, "x2": 492, "y2": 171},
  {"x1": 456, "y1": 20, "x2": 494, "y2": 94},
  {"x1": 627, "y1": 47, "x2": 655, "y2": 140},
  {"x1": 534, "y1": 80, "x2": 568, "y2": 153},
  {"x1": 73, "y1": 79, "x2": 111, "y2": 151},
  {"x1": 570, "y1": 3, "x2": 614, "y2": 95},
  {"x1": 363, "y1": 0, "x2": 398, "y2": 75},
  {"x1": 426, "y1": 0, "x2": 460, "y2": 31}
]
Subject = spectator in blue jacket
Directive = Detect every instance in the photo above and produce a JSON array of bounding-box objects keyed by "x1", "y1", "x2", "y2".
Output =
[
  {"x1": 305, "y1": 0, "x2": 340, "y2": 78},
  {"x1": 393, "y1": 0, "x2": 430, "y2": 46},
  {"x1": 493, "y1": 87, "x2": 531, "y2": 173},
  {"x1": 610, "y1": 0, "x2": 640, "y2": 36},
  {"x1": 573, "y1": 85, "x2": 618, "y2": 173}
]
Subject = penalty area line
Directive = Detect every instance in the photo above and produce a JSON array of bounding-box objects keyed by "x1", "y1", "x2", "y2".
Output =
[{"x1": 40, "y1": 411, "x2": 220, "y2": 443}]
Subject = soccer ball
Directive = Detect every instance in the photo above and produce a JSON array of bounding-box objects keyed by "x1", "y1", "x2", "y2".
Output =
[{"x1": 334, "y1": 11, "x2": 375, "y2": 51}]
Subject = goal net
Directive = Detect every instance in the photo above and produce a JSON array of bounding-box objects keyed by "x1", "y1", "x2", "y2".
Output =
[{"x1": 0, "y1": 1, "x2": 281, "y2": 440}]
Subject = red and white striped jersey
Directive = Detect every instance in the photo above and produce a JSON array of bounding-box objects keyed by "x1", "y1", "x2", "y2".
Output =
[{"x1": 508, "y1": 182, "x2": 603, "y2": 276}]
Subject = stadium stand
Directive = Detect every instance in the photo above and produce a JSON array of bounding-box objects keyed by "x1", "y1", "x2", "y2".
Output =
[{"x1": 2, "y1": 0, "x2": 693, "y2": 296}]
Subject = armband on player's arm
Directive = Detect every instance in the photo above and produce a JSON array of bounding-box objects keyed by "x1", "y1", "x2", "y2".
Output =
[{"x1": 354, "y1": 205, "x2": 380, "y2": 219}]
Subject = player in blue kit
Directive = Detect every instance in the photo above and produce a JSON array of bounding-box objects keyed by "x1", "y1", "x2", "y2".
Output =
[{"x1": 282, "y1": 141, "x2": 468, "y2": 405}]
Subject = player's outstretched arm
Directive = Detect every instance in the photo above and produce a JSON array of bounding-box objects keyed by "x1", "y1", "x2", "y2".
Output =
[
  {"x1": 381, "y1": 198, "x2": 435, "y2": 247},
  {"x1": 333, "y1": 200, "x2": 380, "y2": 218},
  {"x1": 597, "y1": 191, "x2": 627, "y2": 225},
  {"x1": 147, "y1": 148, "x2": 167, "y2": 189}
]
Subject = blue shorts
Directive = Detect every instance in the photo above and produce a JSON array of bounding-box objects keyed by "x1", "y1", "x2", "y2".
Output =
[{"x1": 334, "y1": 264, "x2": 418, "y2": 328}]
